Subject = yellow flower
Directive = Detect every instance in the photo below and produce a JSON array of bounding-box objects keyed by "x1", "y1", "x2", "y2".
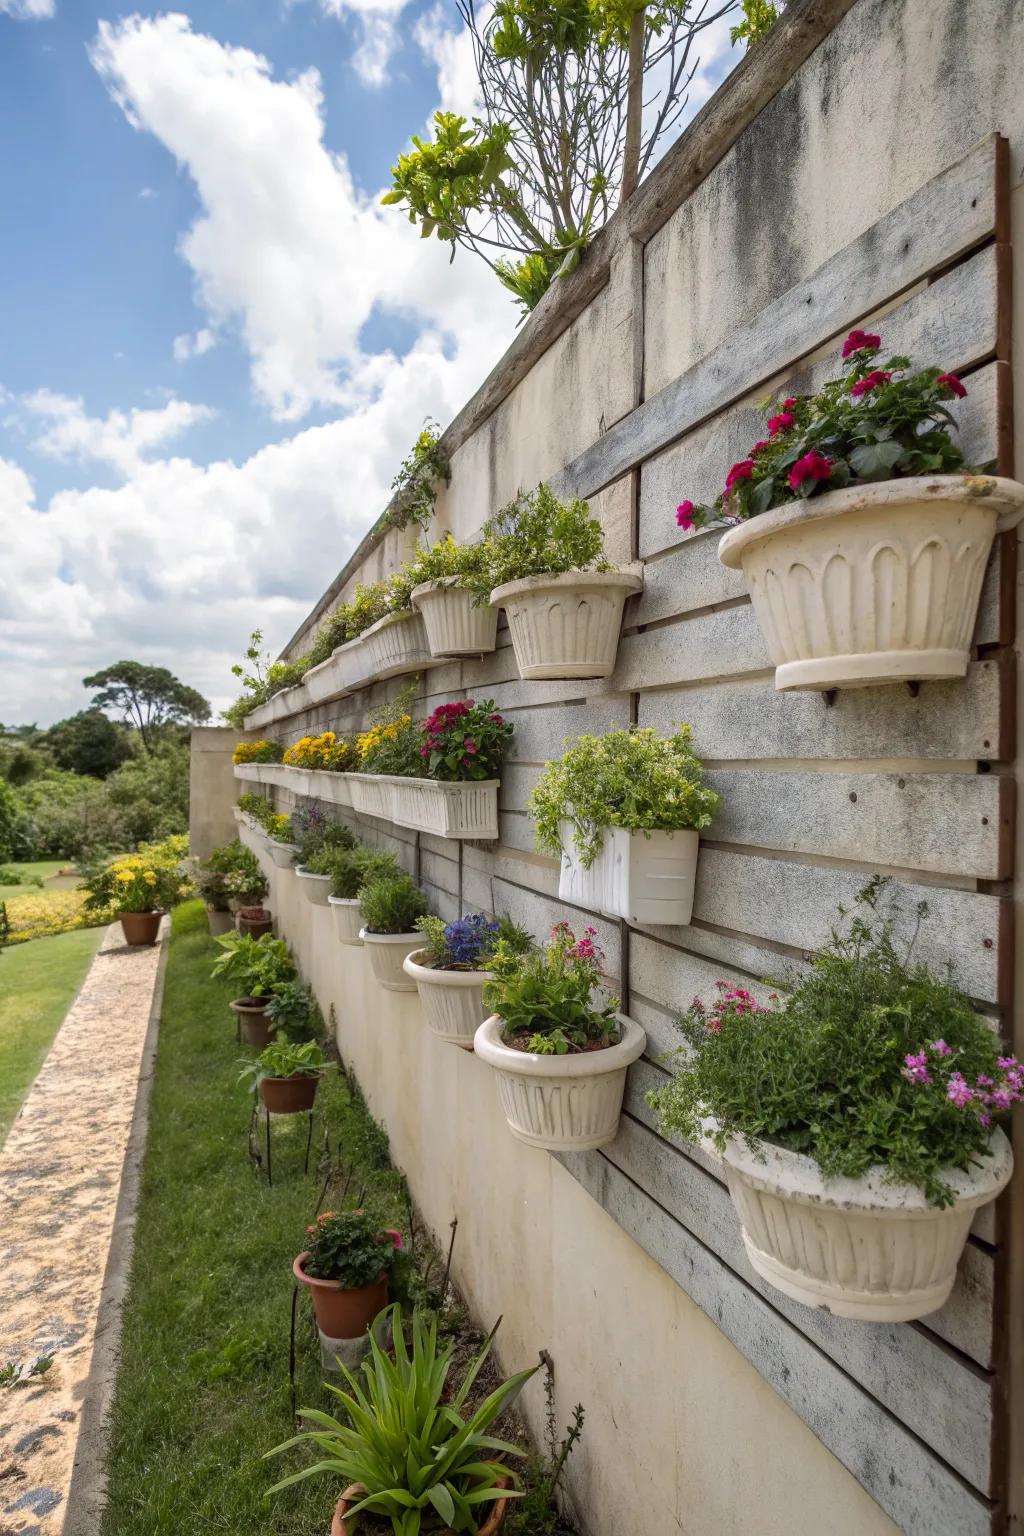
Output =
[
  {"x1": 115, "y1": 869, "x2": 133, "y2": 884},
  {"x1": 143, "y1": 871, "x2": 157, "y2": 885}
]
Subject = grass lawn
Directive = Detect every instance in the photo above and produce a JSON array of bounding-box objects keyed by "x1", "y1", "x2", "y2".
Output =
[
  {"x1": 100, "y1": 900, "x2": 411, "y2": 1535},
  {"x1": 0, "y1": 859, "x2": 72, "y2": 897},
  {"x1": 0, "y1": 925, "x2": 104, "y2": 1143}
]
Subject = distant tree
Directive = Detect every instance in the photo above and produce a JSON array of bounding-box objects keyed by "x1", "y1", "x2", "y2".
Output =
[
  {"x1": 45, "y1": 710, "x2": 133, "y2": 779},
  {"x1": 0, "y1": 745, "x2": 45, "y2": 786},
  {"x1": 83, "y1": 662, "x2": 210, "y2": 751},
  {"x1": 104, "y1": 740, "x2": 190, "y2": 844}
]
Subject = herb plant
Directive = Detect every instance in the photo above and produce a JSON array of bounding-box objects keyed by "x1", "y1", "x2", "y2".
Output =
[
  {"x1": 359, "y1": 874, "x2": 430, "y2": 935},
  {"x1": 484, "y1": 922, "x2": 618, "y2": 1054},
  {"x1": 198, "y1": 840, "x2": 268, "y2": 908},
  {"x1": 329, "y1": 846, "x2": 401, "y2": 900},
  {"x1": 416, "y1": 912, "x2": 533, "y2": 970},
  {"x1": 648, "y1": 880, "x2": 1024, "y2": 1206},
  {"x1": 483, "y1": 484, "x2": 611, "y2": 589},
  {"x1": 419, "y1": 699, "x2": 513, "y2": 781},
  {"x1": 530, "y1": 725, "x2": 719, "y2": 868},
  {"x1": 675, "y1": 331, "x2": 971, "y2": 533},
  {"x1": 265, "y1": 980, "x2": 316, "y2": 1040},
  {"x1": 239, "y1": 1037, "x2": 326, "y2": 1090},
  {"x1": 300, "y1": 1209, "x2": 405, "y2": 1287},
  {"x1": 236, "y1": 792, "x2": 273, "y2": 826},
  {"x1": 232, "y1": 739, "x2": 284, "y2": 764},
  {"x1": 211, "y1": 931, "x2": 296, "y2": 1000},
  {"x1": 290, "y1": 804, "x2": 356, "y2": 866},
  {"x1": 404, "y1": 532, "x2": 495, "y2": 605},
  {"x1": 266, "y1": 1304, "x2": 533, "y2": 1531}
]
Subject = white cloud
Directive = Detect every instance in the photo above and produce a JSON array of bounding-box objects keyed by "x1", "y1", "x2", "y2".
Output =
[
  {"x1": 413, "y1": 3, "x2": 483, "y2": 119},
  {"x1": 24, "y1": 389, "x2": 215, "y2": 478},
  {"x1": 308, "y1": 0, "x2": 411, "y2": 88},
  {"x1": 172, "y1": 327, "x2": 216, "y2": 362},
  {"x1": 0, "y1": 0, "x2": 55, "y2": 19}
]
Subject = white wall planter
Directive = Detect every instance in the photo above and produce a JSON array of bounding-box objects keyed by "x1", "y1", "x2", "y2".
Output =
[
  {"x1": 281, "y1": 765, "x2": 312, "y2": 797},
  {"x1": 295, "y1": 865, "x2": 333, "y2": 906},
  {"x1": 715, "y1": 1126, "x2": 1013, "y2": 1322},
  {"x1": 347, "y1": 772, "x2": 395, "y2": 820},
  {"x1": 260, "y1": 764, "x2": 292, "y2": 791},
  {"x1": 717, "y1": 474, "x2": 1024, "y2": 691},
  {"x1": 557, "y1": 823, "x2": 699, "y2": 925},
  {"x1": 490, "y1": 567, "x2": 643, "y2": 680},
  {"x1": 238, "y1": 820, "x2": 262, "y2": 856},
  {"x1": 243, "y1": 700, "x2": 275, "y2": 730},
  {"x1": 329, "y1": 895, "x2": 363, "y2": 945},
  {"x1": 304, "y1": 637, "x2": 365, "y2": 704},
  {"x1": 474, "y1": 1013, "x2": 646, "y2": 1151},
  {"x1": 304, "y1": 769, "x2": 354, "y2": 808},
  {"x1": 402, "y1": 950, "x2": 492, "y2": 1048},
  {"x1": 234, "y1": 762, "x2": 263, "y2": 783},
  {"x1": 411, "y1": 580, "x2": 499, "y2": 658},
  {"x1": 390, "y1": 776, "x2": 500, "y2": 839},
  {"x1": 267, "y1": 839, "x2": 299, "y2": 869},
  {"x1": 359, "y1": 929, "x2": 420, "y2": 991},
  {"x1": 362, "y1": 610, "x2": 440, "y2": 680}
]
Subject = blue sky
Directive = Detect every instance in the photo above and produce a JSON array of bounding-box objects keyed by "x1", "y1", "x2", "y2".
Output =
[{"x1": 0, "y1": 0, "x2": 737, "y2": 725}]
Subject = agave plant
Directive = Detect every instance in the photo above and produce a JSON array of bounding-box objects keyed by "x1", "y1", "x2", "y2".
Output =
[{"x1": 266, "y1": 1304, "x2": 534, "y2": 1532}]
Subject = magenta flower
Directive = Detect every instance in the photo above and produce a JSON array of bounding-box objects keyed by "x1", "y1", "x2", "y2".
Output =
[
  {"x1": 783, "y1": 396, "x2": 798, "y2": 409},
  {"x1": 930, "y1": 1039, "x2": 952, "y2": 1056},
  {"x1": 767, "y1": 411, "x2": 795, "y2": 435},
  {"x1": 937, "y1": 373, "x2": 967, "y2": 399},
  {"x1": 419, "y1": 745, "x2": 430, "y2": 757},
  {"x1": 724, "y1": 459, "x2": 754, "y2": 492},
  {"x1": 676, "y1": 499, "x2": 696, "y2": 531},
  {"x1": 947, "y1": 1072, "x2": 974, "y2": 1108},
  {"x1": 750, "y1": 440, "x2": 770, "y2": 456},
  {"x1": 788, "y1": 451, "x2": 833, "y2": 492},
  {"x1": 902, "y1": 1051, "x2": 931, "y2": 1085},
  {"x1": 463, "y1": 738, "x2": 477, "y2": 753},
  {"x1": 842, "y1": 328, "x2": 881, "y2": 359},
  {"x1": 849, "y1": 369, "x2": 892, "y2": 398}
]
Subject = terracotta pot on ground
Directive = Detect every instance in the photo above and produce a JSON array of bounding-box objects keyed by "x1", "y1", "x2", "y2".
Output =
[
  {"x1": 260, "y1": 1074, "x2": 320, "y2": 1114},
  {"x1": 293, "y1": 1250, "x2": 391, "y2": 1338},
  {"x1": 237, "y1": 907, "x2": 273, "y2": 939},
  {"x1": 119, "y1": 910, "x2": 162, "y2": 946},
  {"x1": 230, "y1": 998, "x2": 273, "y2": 1048},
  {"x1": 331, "y1": 1475, "x2": 510, "y2": 1536}
]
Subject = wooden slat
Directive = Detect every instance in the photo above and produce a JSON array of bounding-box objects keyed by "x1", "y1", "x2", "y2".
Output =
[{"x1": 556, "y1": 1150, "x2": 990, "y2": 1535}]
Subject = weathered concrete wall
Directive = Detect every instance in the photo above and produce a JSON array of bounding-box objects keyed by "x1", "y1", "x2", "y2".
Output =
[{"x1": 188, "y1": 727, "x2": 254, "y2": 861}]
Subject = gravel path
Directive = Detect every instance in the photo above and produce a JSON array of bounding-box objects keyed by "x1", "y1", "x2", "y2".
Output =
[{"x1": 0, "y1": 920, "x2": 166, "y2": 1536}]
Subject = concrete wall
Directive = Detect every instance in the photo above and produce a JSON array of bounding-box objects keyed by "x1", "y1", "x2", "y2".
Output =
[{"x1": 189, "y1": 727, "x2": 254, "y2": 861}]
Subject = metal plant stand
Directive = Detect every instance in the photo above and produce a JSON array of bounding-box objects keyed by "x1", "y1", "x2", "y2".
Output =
[{"x1": 247, "y1": 1102, "x2": 316, "y2": 1186}]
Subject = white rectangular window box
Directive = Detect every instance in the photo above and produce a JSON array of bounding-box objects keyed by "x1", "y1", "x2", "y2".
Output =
[
  {"x1": 346, "y1": 772, "x2": 395, "y2": 820},
  {"x1": 303, "y1": 769, "x2": 354, "y2": 808},
  {"x1": 258, "y1": 764, "x2": 292, "y2": 791},
  {"x1": 304, "y1": 636, "x2": 367, "y2": 704},
  {"x1": 362, "y1": 610, "x2": 444, "y2": 681},
  {"x1": 557, "y1": 823, "x2": 700, "y2": 925},
  {"x1": 233, "y1": 763, "x2": 263, "y2": 783},
  {"x1": 390, "y1": 776, "x2": 499, "y2": 839}
]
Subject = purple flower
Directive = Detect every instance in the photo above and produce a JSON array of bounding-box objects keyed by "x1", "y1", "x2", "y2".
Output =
[
  {"x1": 947, "y1": 1072, "x2": 974, "y2": 1108},
  {"x1": 930, "y1": 1039, "x2": 952, "y2": 1056},
  {"x1": 902, "y1": 1051, "x2": 931, "y2": 1085}
]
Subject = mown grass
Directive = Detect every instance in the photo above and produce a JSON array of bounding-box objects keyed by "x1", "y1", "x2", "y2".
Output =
[
  {"x1": 0, "y1": 925, "x2": 104, "y2": 1142},
  {"x1": 100, "y1": 900, "x2": 409, "y2": 1535},
  {"x1": 0, "y1": 858, "x2": 70, "y2": 894}
]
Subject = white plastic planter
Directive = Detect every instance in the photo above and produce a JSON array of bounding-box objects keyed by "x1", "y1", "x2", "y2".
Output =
[
  {"x1": 328, "y1": 895, "x2": 363, "y2": 945},
  {"x1": 490, "y1": 568, "x2": 644, "y2": 680},
  {"x1": 557, "y1": 823, "x2": 699, "y2": 925},
  {"x1": 402, "y1": 950, "x2": 492, "y2": 1048},
  {"x1": 359, "y1": 929, "x2": 421, "y2": 991},
  {"x1": 233, "y1": 762, "x2": 263, "y2": 783},
  {"x1": 282, "y1": 765, "x2": 312, "y2": 797},
  {"x1": 474, "y1": 1013, "x2": 646, "y2": 1151},
  {"x1": 238, "y1": 820, "x2": 263, "y2": 856},
  {"x1": 260, "y1": 764, "x2": 291, "y2": 791},
  {"x1": 303, "y1": 769, "x2": 354, "y2": 808},
  {"x1": 347, "y1": 773, "x2": 395, "y2": 820},
  {"x1": 295, "y1": 865, "x2": 333, "y2": 906},
  {"x1": 304, "y1": 637, "x2": 366, "y2": 704},
  {"x1": 715, "y1": 1126, "x2": 1013, "y2": 1322},
  {"x1": 243, "y1": 700, "x2": 275, "y2": 730},
  {"x1": 390, "y1": 777, "x2": 500, "y2": 839},
  {"x1": 411, "y1": 580, "x2": 499, "y2": 658},
  {"x1": 718, "y1": 474, "x2": 1024, "y2": 691},
  {"x1": 267, "y1": 839, "x2": 299, "y2": 869},
  {"x1": 362, "y1": 610, "x2": 440, "y2": 680}
]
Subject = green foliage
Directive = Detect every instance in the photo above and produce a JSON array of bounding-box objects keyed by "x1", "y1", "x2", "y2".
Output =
[
  {"x1": 83, "y1": 660, "x2": 210, "y2": 749},
  {"x1": 484, "y1": 922, "x2": 618, "y2": 1053},
  {"x1": 45, "y1": 710, "x2": 133, "y2": 778},
  {"x1": 383, "y1": 109, "x2": 522, "y2": 244},
  {"x1": 301, "y1": 1209, "x2": 405, "y2": 1287},
  {"x1": 238, "y1": 1037, "x2": 327, "y2": 1091},
  {"x1": 483, "y1": 484, "x2": 610, "y2": 590},
  {"x1": 530, "y1": 725, "x2": 719, "y2": 868},
  {"x1": 198, "y1": 840, "x2": 268, "y2": 909},
  {"x1": 507, "y1": 1361, "x2": 583, "y2": 1536},
  {"x1": 103, "y1": 740, "x2": 191, "y2": 846},
  {"x1": 81, "y1": 835, "x2": 192, "y2": 915},
  {"x1": 383, "y1": 421, "x2": 451, "y2": 533},
  {"x1": 290, "y1": 805, "x2": 357, "y2": 867},
  {"x1": 264, "y1": 980, "x2": 317, "y2": 1041},
  {"x1": 266, "y1": 1304, "x2": 533, "y2": 1531},
  {"x1": 0, "y1": 1355, "x2": 54, "y2": 1390},
  {"x1": 359, "y1": 874, "x2": 430, "y2": 935},
  {"x1": 225, "y1": 630, "x2": 310, "y2": 728},
  {"x1": 421, "y1": 699, "x2": 513, "y2": 782},
  {"x1": 648, "y1": 880, "x2": 1024, "y2": 1207},
  {"x1": 211, "y1": 930, "x2": 296, "y2": 1000},
  {"x1": 730, "y1": 0, "x2": 779, "y2": 46},
  {"x1": 328, "y1": 846, "x2": 401, "y2": 900},
  {"x1": 237, "y1": 792, "x2": 274, "y2": 827},
  {"x1": 0, "y1": 779, "x2": 26, "y2": 862}
]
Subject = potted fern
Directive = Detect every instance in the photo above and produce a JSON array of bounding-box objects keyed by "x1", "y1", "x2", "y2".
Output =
[
  {"x1": 474, "y1": 924, "x2": 645, "y2": 1150},
  {"x1": 403, "y1": 914, "x2": 531, "y2": 1048},
  {"x1": 530, "y1": 726, "x2": 719, "y2": 925},
  {"x1": 358, "y1": 874, "x2": 430, "y2": 992},
  {"x1": 648, "y1": 881, "x2": 1018, "y2": 1322},
  {"x1": 486, "y1": 485, "x2": 642, "y2": 680},
  {"x1": 327, "y1": 847, "x2": 401, "y2": 946}
]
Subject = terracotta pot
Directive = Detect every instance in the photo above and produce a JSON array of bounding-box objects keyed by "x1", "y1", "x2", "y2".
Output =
[
  {"x1": 119, "y1": 910, "x2": 162, "y2": 946},
  {"x1": 230, "y1": 998, "x2": 273, "y2": 1048},
  {"x1": 206, "y1": 906, "x2": 235, "y2": 936},
  {"x1": 236, "y1": 907, "x2": 273, "y2": 939},
  {"x1": 331, "y1": 1475, "x2": 510, "y2": 1535},
  {"x1": 260, "y1": 1073, "x2": 320, "y2": 1114},
  {"x1": 293, "y1": 1251, "x2": 390, "y2": 1339}
]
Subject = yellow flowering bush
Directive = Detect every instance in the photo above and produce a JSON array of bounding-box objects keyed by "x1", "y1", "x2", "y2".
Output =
[
  {"x1": 1, "y1": 890, "x2": 110, "y2": 945},
  {"x1": 355, "y1": 716, "x2": 419, "y2": 775},
  {"x1": 233, "y1": 739, "x2": 284, "y2": 764},
  {"x1": 81, "y1": 834, "x2": 194, "y2": 915},
  {"x1": 283, "y1": 731, "x2": 354, "y2": 771},
  {"x1": 268, "y1": 813, "x2": 294, "y2": 844}
]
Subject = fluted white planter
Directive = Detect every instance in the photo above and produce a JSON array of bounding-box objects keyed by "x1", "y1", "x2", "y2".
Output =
[
  {"x1": 303, "y1": 769, "x2": 354, "y2": 808},
  {"x1": 557, "y1": 823, "x2": 699, "y2": 925},
  {"x1": 304, "y1": 637, "x2": 365, "y2": 703},
  {"x1": 402, "y1": 950, "x2": 492, "y2": 1048},
  {"x1": 238, "y1": 820, "x2": 262, "y2": 856},
  {"x1": 328, "y1": 895, "x2": 363, "y2": 945},
  {"x1": 715, "y1": 1126, "x2": 1013, "y2": 1322},
  {"x1": 411, "y1": 580, "x2": 499, "y2": 657},
  {"x1": 390, "y1": 776, "x2": 500, "y2": 839},
  {"x1": 359, "y1": 929, "x2": 421, "y2": 991},
  {"x1": 295, "y1": 865, "x2": 333, "y2": 906},
  {"x1": 347, "y1": 772, "x2": 395, "y2": 820},
  {"x1": 718, "y1": 475, "x2": 1024, "y2": 691},
  {"x1": 362, "y1": 610, "x2": 440, "y2": 680},
  {"x1": 234, "y1": 762, "x2": 263, "y2": 783},
  {"x1": 474, "y1": 1013, "x2": 646, "y2": 1151},
  {"x1": 281, "y1": 765, "x2": 313, "y2": 797},
  {"x1": 490, "y1": 567, "x2": 643, "y2": 680},
  {"x1": 267, "y1": 839, "x2": 299, "y2": 869}
]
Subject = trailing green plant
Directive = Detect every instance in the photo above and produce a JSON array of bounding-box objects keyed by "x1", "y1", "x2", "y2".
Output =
[
  {"x1": 291, "y1": 804, "x2": 357, "y2": 867},
  {"x1": 239, "y1": 1037, "x2": 326, "y2": 1091},
  {"x1": 265, "y1": 980, "x2": 317, "y2": 1041},
  {"x1": 530, "y1": 725, "x2": 719, "y2": 868},
  {"x1": 382, "y1": 422, "x2": 451, "y2": 533},
  {"x1": 265, "y1": 1303, "x2": 534, "y2": 1530},
  {"x1": 328, "y1": 846, "x2": 402, "y2": 900},
  {"x1": 211, "y1": 930, "x2": 296, "y2": 1001},
  {"x1": 483, "y1": 485, "x2": 611, "y2": 590},
  {"x1": 359, "y1": 874, "x2": 430, "y2": 935},
  {"x1": 674, "y1": 330, "x2": 972, "y2": 534},
  {"x1": 648, "y1": 879, "x2": 1024, "y2": 1207},
  {"x1": 484, "y1": 922, "x2": 618, "y2": 1054},
  {"x1": 300, "y1": 1208, "x2": 407, "y2": 1288}
]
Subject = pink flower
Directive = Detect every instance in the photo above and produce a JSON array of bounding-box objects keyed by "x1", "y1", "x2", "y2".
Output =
[
  {"x1": 707, "y1": 1016, "x2": 723, "y2": 1033},
  {"x1": 419, "y1": 745, "x2": 430, "y2": 757},
  {"x1": 842, "y1": 328, "x2": 881, "y2": 359},
  {"x1": 980, "y1": 1113, "x2": 992, "y2": 1129},
  {"x1": 767, "y1": 412, "x2": 795, "y2": 435},
  {"x1": 788, "y1": 451, "x2": 833, "y2": 492},
  {"x1": 947, "y1": 1072, "x2": 974, "y2": 1108},
  {"x1": 783, "y1": 397, "x2": 798, "y2": 410},
  {"x1": 724, "y1": 460, "x2": 754, "y2": 492},
  {"x1": 463, "y1": 737, "x2": 477, "y2": 753},
  {"x1": 990, "y1": 1089, "x2": 1014, "y2": 1112},
  {"x1": 930, "y1": 1039, "x2": 952, "y2": 1057},
  {"x1": 750, "y1": 440, "x2": 770, "y2": 456},
  {"x1": 849, "y1": 369, "x2": 892, "y2": 398},
  {"x1": 902, "y1": 1051, "x2": 931, "y2": 1086},
  {"x1": 937, "y1": 372, "x2": 967, "y2": 399},
  {"x1": 390, "y1": 1231, "x2": 404, "y2": 1249},
  {"x1": 487, "y1": 713, "x2": 504, "y2": 724},
  {"x1": 676, "y1": 500, "x2": 696, "y2": 531}
]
